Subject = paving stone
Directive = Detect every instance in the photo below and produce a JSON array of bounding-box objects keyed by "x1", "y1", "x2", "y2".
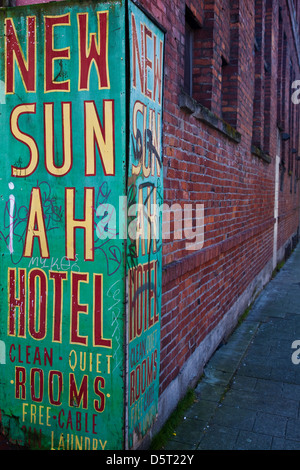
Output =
[
  {"x1": 202, "y1": 368, "x2": 233, "y2": 386},
  {"x1": 205, "y1": 350, "x2": 241, "y2": 373},
  {"x1": 233, "y1": 431, "x2": 273, "y2": 450},
  {"x1": 254, "y1": 378, "x2": 283, "y2": 396},
  {"x1": 196, "y1": 425, "x2": 239, "y2": 450},
  {"x1": 231, "y1": 376, "x2": 257, "y2": 392},
  {"x1": 271, "y1": 437, "x2": 300, "y2": 450},
  {"x1": 210, "y1": 404, "x2": 256, "y2": 431},
  {"x1": 184, "y1": 399, "x2": 217, "y2": 422},
  {"x1": 169, "y1": 418, "x2": 206, "y2": 446},
  {"x1": 253, "y1": 412, "x2": 288, "y2": 437},
  {"x1": 286, "y1": 418, "x2": 300, "y2": 441},
  {"x1": 269, "y1": 367, "x2": 296, "y2": 383},
  {"x1": 220, "y1": 384, "x2": 299, "y2": 418},
  {"x1": 195, "y1": 382, "x2": 225, "y2": 403},
  {"x1": 237, "y1": 362, "x2": 272, "y2": 379},
  {"x1": 220, "y1": 389, "x2": 268, "y2": 411},
  {"x1": 282, "y1": 383, "x2": 300, "y2": 401}
]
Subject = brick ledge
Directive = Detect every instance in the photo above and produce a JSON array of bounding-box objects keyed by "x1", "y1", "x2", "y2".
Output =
[{"x1": 178, "y1": 91, "x2": 241, "y2": 144}]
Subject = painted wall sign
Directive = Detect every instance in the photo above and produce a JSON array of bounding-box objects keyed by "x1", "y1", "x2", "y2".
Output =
[
  {"x1": 0, "y1": 0, "x2": 164, "y2": 451},
  {"x1": 127, "y1": 1, "x2": 164, "y2": 449}
]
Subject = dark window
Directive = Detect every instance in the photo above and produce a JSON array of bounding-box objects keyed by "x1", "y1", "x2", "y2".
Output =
[
  {"x1": 263, "y1": 0, "x2": 272, "y2": 154},
  {"x1": 184, "y1": 6, "x2": 201, "y2": 97},
  {"x1": 220, "y1": 0, "x2": 238, "y2": 128},
  {"x1": 184, "y1": 19, "x2": 194, "y2": 95},
  {"x1": 252, "y1": 0, "x2": 272, "y2": 156}
]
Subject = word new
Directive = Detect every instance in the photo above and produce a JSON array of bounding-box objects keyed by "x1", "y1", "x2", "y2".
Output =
[{"x1": 5, "y1": 12, "x2": 109, "y2": 93}]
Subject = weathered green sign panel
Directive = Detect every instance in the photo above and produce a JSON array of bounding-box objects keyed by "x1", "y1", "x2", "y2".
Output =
[
  {"x1": 0, "y1": 0, "x2": 164, "y2": 450},
  {"x1": 127, "y1": 1, "x2": 164, "y2": 449}
]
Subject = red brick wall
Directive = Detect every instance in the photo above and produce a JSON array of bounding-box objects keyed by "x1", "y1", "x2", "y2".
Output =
[{"x1": 140, "y1": 0, "x2": 300, "y2": 394}]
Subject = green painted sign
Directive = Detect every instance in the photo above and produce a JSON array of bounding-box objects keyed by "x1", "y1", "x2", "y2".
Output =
[
  {"x1": 127, "y1": 1, "x2": 164, "y2": 449},
  {"x1": 0, "y1": 0, "x2": 164, "y2": 451}
]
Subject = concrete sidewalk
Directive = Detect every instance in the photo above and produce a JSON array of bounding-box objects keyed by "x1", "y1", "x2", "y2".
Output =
[{"x1": 164, "y1": 243, "x2": 300, "y2": 450}]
